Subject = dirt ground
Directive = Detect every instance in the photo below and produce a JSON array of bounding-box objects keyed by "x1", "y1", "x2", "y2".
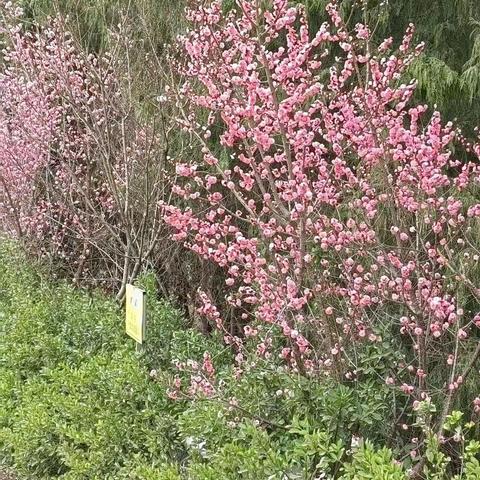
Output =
[{"x1": 0, "y1": 469, "x2": 16, "y2": 480}]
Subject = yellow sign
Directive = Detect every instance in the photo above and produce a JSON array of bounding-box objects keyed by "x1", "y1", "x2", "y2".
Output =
[{"x1": 125, "y1": 284, "x2": 146, "y2": 344}]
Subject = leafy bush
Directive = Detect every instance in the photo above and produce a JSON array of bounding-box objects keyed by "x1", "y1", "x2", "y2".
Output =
[
  {"x1": 0, "y1": 243, "x2": 179, "y2": 478},
  {"x1": 0, "y1": 241, "x2": 406, "y2": 479},
  {"x1": 340, "y1": 442, "x2": 407, "y2": 480},
  {"x1": 2, "y1": 241, "x2": 480, "y2": 478}
]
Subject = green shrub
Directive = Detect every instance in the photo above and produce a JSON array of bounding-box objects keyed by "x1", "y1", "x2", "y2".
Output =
[
  {"x1": 0, "y1": 243, "x2": 184, "y2": 478},
  {"x1": 2, "y1": 354, "x2": 182, "y2": 479},
  {"x1": 1, "y1": 242, "x2": 479, "y2": 479},
  {"x1": 340, "y1": 442, "x2": 407, "y2": 480}
]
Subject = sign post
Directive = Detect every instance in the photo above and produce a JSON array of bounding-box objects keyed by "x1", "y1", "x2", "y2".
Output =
[{"x1": 125, "y1": 284, "x2": 146, "y2": 352}]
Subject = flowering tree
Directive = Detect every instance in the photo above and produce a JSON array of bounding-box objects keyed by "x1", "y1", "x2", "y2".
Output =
[
  {"x1": 0, "y1": 4, "x2": 176, "y2": 297},
  {"x1": 163, "y1": 0, "x2": 480, "y2": 457}
]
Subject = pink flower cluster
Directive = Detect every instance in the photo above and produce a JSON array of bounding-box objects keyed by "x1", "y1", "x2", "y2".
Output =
[
  {"x1": 0, "y1": 4, "x2": 162, "y2": 289},
  {"x1": 0, "y1": 6, "x2": 117, "y2": 259},
  {"x1": 167, "y1": 352, "x2": 217, "y2": 399},
  {"x1": 163, "y1": 0, "x2": 480, "y2": 405}
]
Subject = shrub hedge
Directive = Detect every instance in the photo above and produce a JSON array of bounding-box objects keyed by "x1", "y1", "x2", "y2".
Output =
[{"x1": 1, "y1": 241, "x2": 479, "y2": 479}]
